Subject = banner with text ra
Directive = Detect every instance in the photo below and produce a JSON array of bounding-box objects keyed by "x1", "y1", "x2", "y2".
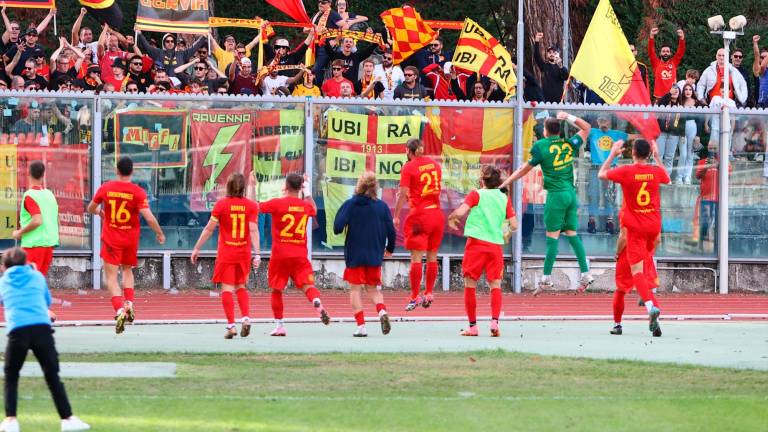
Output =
[
  {"x1": 190, "y1": 110, "x2": 254, "y2": 211},
  {"x1": 136, "y1": 0, "x2": 210, "y2": 34},
  {"x1": 114, "y1": 109, "x2": 188, "y2": 169}
]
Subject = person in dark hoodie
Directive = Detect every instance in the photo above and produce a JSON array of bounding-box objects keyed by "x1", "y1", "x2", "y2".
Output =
[
  {"x1": 0, "y1": 248, "x2": 91, "y2": 432},
  {"x1": 333, "y1": 172, "x2": 396, "y2": 338},
  {"x1": 135, "y1": 31, "x2": 206, "y2": 78}
]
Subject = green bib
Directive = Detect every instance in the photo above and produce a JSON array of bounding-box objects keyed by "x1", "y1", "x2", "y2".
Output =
[
  {"x1": 20, "y1": 188, "x2": 59, "y2": 248},
  {"x1": 464, "y1": 189, "x2": 508, "y2": 244}
]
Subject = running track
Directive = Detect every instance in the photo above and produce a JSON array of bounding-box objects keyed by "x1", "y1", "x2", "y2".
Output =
[{"x1": 1, "y1": 290, "x2": 766, "y2": 323}]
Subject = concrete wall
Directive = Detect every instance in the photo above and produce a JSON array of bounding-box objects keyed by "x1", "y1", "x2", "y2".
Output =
[{"x1": 43, "y1": 255, "x2": 765, "y2": 293}]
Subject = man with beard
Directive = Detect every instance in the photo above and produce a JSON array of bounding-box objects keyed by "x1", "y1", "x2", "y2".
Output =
[
  {"x1": 126, "y1": 54, "x2": 152, "y2": 92},
  {"x1": 648, "y1": 27, "x2": 685, "y2": 101},
  {"x1": 326, "y1": 36, "x2": 381, "y2": 83},
  {"x1": 372, "y1": 51, "x2": 404, "y2": 100},
  {"x1": 72, "y1": 7, "x2": 99, "y2": 63},
  {"x1": 532, "y1": 32, "x2": 568, "y2": 103}
]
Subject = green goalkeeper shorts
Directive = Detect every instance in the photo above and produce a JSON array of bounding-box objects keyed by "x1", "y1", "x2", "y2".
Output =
[{"x1": 543, "y1": 190, "x2": 579, "y2": 233}]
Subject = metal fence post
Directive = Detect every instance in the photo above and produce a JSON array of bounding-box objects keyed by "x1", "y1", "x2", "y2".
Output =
[
  {"x1": 305, "y1": 98, "x2": 315, "y2": 262},
  {"x1": 512, "y1": 0, "x2": 525, "y2": 294},
  {"x1": 91, "y1": 94, "x2": 102, "y2": 290},
  {"x1": 718, "y1": 107, "x2": 730, "y2": 294}
]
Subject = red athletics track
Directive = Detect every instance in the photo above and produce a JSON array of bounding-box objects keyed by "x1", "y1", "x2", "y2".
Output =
[{"x1": 0, "y1": 290, "x2": 766, "y2": 323}]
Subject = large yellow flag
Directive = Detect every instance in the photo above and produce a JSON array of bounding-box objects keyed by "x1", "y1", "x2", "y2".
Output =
[
  {"x1": 570, "y1": 0, "x2": 637, "y2": 104},
  {"x1": 570, "y1": 0, "x2": 659, "y2": 138},
  {"x1": 452, "y1": 18, "x2": 517, "y2": 95}
]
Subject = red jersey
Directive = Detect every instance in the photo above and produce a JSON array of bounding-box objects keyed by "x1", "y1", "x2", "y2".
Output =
[
  {"x1": 606, "y1": 164, "x2": 670, "y2": 233},
  {"x1": 211, "y1": 197, "x2": 259, "y2": 263},
  {"x1": 648, "y1": 37, "x2": 685, "y2": 98},
  {"x1": 260, "y1": 196, "x2": 316, "y2": 259},
  {"x1": 93, "y1": 180, "x2": 148, "y2": 247},
  {"x1": 400, "y1": 156, "x2": 442, "y2": 211},
  {"x1": 321, "y1": 77, "x2": 354, "y2": 97}
]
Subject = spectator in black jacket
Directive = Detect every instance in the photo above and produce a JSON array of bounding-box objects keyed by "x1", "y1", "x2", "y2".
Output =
[
  {"x1": 532, "y1": 32, "x2": 568, "y2": 103},
  {"x1": 326, "y1": 36, "x2": 380, "y2": 82},
  {"x1": 136, "y1": 31, "x2": 206, "y2": 78}
]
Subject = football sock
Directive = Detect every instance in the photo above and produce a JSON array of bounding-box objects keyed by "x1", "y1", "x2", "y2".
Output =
[
  {"x1": 632, "y1": 273, "x2": 654, "y2": 306},
  {"x1": 235, "y1": 288, "x2": 250, "y2": 317},
  {"x1": 409, "y1": 263, "x2": 422, "y2": 299},
  {"x1": 375, "y1": 303, "x2": 386, "y2": 314},
  {"x1": 110, "y1": 296, "x2": 123, "y2": 312},
  {"x1": 567, "y1": 235, "x2": 589, "y2": 273},
  {"x1": 221, "y1": 291, "x2": 235, "y2": 324},
  {"x1": 490, "y1": 288, "x2": 502, "y2": 321},
  {"x1": 271, "y1": 290, "x2": 284, "y2": 320},
  {"x1": 123, "y1": 287, "x2": 135, "y2": 303},
  {"x1": 644, "y1": 300, "x2": 656, "y2": 313},
  {"x1": 425, "y1": 262, "x2": 438, "y2": 295},
  {"x1": 464, "y1": 287, "x2": 477, "y2": 324},
  {"x1": 304, "y1": 286, "x2": 321, "y2": 304},
  {"x1": 354, "y1": 311, "x2": 365, "y2": 326},
  {"x1": 612, "y1": 289, "x2": 626, "y2": 324},
  {"x1": 544, "y1": 237, "x2": 559, "y2": 275}
]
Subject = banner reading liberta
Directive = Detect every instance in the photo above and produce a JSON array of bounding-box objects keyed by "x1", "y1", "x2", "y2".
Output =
[
  {"x1": 253, "y1": 110, "x2": 305, "y2": 202},
  {"x1": 190, "y1": 110, "x2": 254, "y2": 211},
  {"x1": 136, "y1": 0, "x2": 210, "y2": 34}
]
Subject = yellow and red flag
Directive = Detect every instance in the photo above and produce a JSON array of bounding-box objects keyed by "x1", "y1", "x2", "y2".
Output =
[
  {"x1": 452, "y1": 18, "x2": 517, "y2": 95},
  {"x1": 380, "y1": 6, "x2": 436, "y2": 65},
  {"x1": 571, "y1": 0, "x2": 659, "y2": 139}
]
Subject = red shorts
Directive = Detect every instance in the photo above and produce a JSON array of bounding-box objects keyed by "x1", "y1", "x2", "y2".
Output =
[
  {"x1": 268, "y1": 256, "x2": 314, "y2": 290},
  {"x1": 343, "y1": 266, "x2": 382, "y2": 286},
  {"x1": 616, "y1": 248, "x2": 659, "y2": 293},
  {"x1": 213, "y1": 260, "x2": 251, "y2": 285},
  {"x1": 100, "y1": 241, "x2": 138, "y2": 267},
  {"x1": 625, "y1": 230, "x2": 657, "y2": 265},
  {"x1": 462, "y1": 242, "x2": 504, "y2": 281},
  {"x1": 23, "y1": 246, "x2": 54, "y2": 276},
  {"x1": 404, "y1": 209, "x2": 444, "y2": 251}
]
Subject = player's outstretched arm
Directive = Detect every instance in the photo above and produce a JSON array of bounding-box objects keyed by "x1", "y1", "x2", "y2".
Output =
[
  {"x1": 499, "y1": 163, "x2": 534, "y2": 189},
  {"x1": 248, "y1": 221, "x2": 261, "y2": 267},
  {"x1": 139, "y1": 208, "x2": 165, "y2": 245},
  {"x1": 86, "y1": 200, "x2": 100, "y2": 215},
  {"x1": 190, "y1": 218, "x2": 218, "y2": 263},
  {"x1": 447, "y1": 203, "x2": 471, "y2": 230},
  {"x1": 650, "y1": 139, "x2": 668, "y2": 177},
  {"x1": 556, "y1": 111, "x2": 591, "y2": 142},
  {"x1": 598, "y1": 140, "x2": 624, "y2": 180},
  {"x1": 392, "y1": 186, "x2": 409, "y2": 228},
  {"x1": 301, "y1": 176, "x2": 317, "y2": 210}
]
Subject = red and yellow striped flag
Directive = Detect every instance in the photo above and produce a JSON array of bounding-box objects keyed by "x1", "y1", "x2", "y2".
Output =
[
  {"x1": 452, "y1": 18, "x2": 516, "y2": 95},
  {"x1": 380, "y1": 6, "x2": 436, "y2": 65}
]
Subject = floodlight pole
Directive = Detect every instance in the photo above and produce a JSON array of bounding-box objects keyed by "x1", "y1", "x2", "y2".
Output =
[{"x1": 710, "y1": 28, "x2": 741, "y2": 294}]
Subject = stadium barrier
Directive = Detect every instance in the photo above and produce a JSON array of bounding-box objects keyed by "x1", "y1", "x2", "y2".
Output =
[{"x1": 0, "y1": 91, "x2": 766, "y2": 293}]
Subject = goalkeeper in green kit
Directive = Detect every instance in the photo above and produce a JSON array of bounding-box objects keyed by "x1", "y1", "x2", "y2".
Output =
[{"x1": 500, "y1": 111, "x2": 594, "y2": 295}]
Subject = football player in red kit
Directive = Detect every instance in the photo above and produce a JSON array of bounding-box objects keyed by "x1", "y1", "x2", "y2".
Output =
[
  {"x1": 260, "y1": 173, "x2": 330, "y2": 336},
  {"x1": 191, "y1": 173, "x2": 260, "y2": 339},
  {"x1": 393, "y1": 138, "x2": 444, "y2": 311}
]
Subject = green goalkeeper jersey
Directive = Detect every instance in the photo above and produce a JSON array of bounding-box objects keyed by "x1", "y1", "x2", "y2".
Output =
[{"x1": 528, "y1": 134, "x2": 584, "y2": 192}]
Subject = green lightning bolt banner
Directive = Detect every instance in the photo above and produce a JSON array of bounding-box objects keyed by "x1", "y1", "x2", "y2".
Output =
[
  {"x1": 190, "y1": 110, "x2": 254, "y2": 211},
  {"x1": 114, "y1": 109, "x2": 188, "y2": 168}
]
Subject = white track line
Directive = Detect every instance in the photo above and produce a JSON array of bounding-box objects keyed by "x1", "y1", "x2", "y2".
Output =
[
  {"x1": 2, "y1": 313, "x2": 764, "y2": 327},
  {"x1": 19, "y1": 393, "x2": 766, "y2": 402}
]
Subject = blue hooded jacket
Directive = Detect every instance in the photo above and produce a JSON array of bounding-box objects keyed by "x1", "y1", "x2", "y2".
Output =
[
  {"x1": 333, "y1": 194, "x2": 396, "y2": 268},
  {"x1": 0, "y1": 265, "x2": 52, "y2": 333}
]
